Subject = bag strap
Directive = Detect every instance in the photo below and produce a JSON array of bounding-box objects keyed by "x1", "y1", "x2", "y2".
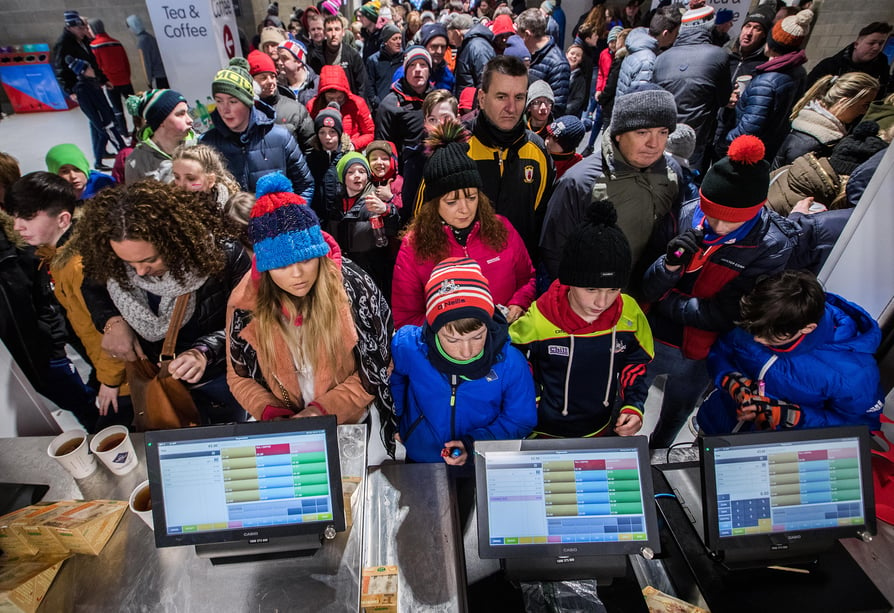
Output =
[{"x1": 159, "y1": 294, "x2": 191, "y2": 361}]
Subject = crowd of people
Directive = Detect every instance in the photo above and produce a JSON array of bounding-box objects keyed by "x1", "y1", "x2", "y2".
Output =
[{"x1": 0, "y1": 0, "x2": 891, "y2": 464}]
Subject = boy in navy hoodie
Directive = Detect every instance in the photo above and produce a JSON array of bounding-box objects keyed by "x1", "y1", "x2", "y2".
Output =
[{"x1": 697, "y1": 270, "x2": 884, "y2": 434}]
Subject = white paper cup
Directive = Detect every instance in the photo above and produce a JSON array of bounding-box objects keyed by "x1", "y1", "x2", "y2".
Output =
[
  {"x1": 128, "y1": 480, "x2": 154, "y2": 530},
  {"x1": 47, "y1": 429, "x2": 97, "y2": 479},
  {"x1": 89, "y1": 425, "x2": 138, "y2": 475}
]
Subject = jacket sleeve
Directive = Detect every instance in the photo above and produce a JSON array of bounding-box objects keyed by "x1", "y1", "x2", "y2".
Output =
[
  {"x1": 312, "y1": 370, "x2": 375, "y2": 424},
  {"x1": 539, "y1": 175, "x2": 586, "y2": 281},
  {"x1": 797, "y1": 381, "x2": 885, "y2": 430},
  {"x1": 596, "y1": 50, "x2": 612, "y2": 92},
  {"x1": 82, "y1": 277, "x2": 121, "y2": 332},
  {"x1": 616, "y1": 304, "x2": 654, "y2": 416},
  {"x1": 505, "y1": 223, "x2": 536, "y2": 310},
  {"x1": 284, "y1": 133, "x2": 315, "y2": 203},
  {"x1": 52, "y1": 38, "x2": 75, "y2": 95},
  {"x1": 727, "y1": 77, "x2": 776, "y2": 144},
  {"x1": 351, "y1": 98, "x2": 376, "y2": 151},
  {"x1": 705, "y1": 330, "x2": 741, "y2": 387},
  {"x1": 391, "y1": 238, "x2": 427, "y2": 329},
  {"x1": 295, "y1": 105, "x2": 315, "y2": 155},
  {"x1": 465, "y1": 347, "x2": 537, "y2": 443},
  {"x1": 225, "y1": 306, "x2": 281, "y2": 420},
  {"x1": 548, "y1": 57, "x2": 572, "y2": 116},
  {"x1": 350, "y1": 53, "x2": 368, "y2": 99},
  {"x1": 374, "y1": 97, "x2": 396, "y2": 143}
]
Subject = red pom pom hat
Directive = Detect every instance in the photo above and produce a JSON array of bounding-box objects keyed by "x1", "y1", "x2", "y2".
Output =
[{"x1": 699, "y1": 135, "x2": 770, "y2": 222}]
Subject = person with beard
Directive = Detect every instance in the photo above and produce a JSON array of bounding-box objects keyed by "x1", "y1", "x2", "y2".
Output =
[
  {"x1": 415, "y1": 56, "x2": 554, "y2": 262},
  {"x1": 391, "y1": 257, "x2": 536, "y2": 464},
  {"x1": 511, "y1": 200, "x2": 653, "y2": 438},
  {"x1": 248, "y1": 50, "x2": 315, "y2": 154},
  {"x1": 308, "y1": 14, "x2": 367, "y2": 97}
]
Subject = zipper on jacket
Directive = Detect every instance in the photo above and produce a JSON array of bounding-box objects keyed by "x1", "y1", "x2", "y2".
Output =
[
  {"x1": 450, "y1": 374, "x2": 459, "y2": 440},
  {"x1": 562, "y1": 337, "x2": 574, "y2": 416},
  {"x1": 493, "y1": 150, "x2": 503, "y2": 174}
]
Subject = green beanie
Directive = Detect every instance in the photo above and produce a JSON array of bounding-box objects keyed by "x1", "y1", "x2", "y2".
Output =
[
  {"x1": 46, "y1": 143, "x2": 90, "y2": 176},
  {"x1": 212, "y1": 57, "x2": 255, "y2": 107},
  {"x1": 336, "y1": 152, "x2": 370, "y2": 183}
]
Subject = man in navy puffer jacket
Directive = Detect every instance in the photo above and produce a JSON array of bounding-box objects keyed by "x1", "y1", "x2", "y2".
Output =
[
  {"x1": 201, "y1": 58, "x2": 314, "y2": 202},
  {"x1": 517, "y1": 8, "x2": 571, "y2": 115}
]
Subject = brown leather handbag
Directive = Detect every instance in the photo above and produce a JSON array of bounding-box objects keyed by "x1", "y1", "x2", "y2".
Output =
[{"x1": 126, "y1": 295, "x2": 201, "y2": 430}]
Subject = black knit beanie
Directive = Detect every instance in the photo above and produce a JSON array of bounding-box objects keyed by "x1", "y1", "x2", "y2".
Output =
[
  {"x1": 700, "y1": 135, "x2": 769, "y2": 222},
  {"x1": 314, "y1": 101, "x2": 343, "y2": 137},
  {"x1": 559, "y1": 200, "x2": 631, "y2": 289},
  {"x1": 829, "y1": 121, "x2": 888, "y2": 176},
  {"x1": 423, "y1": 120, "x2": 483, "y2": 202}
]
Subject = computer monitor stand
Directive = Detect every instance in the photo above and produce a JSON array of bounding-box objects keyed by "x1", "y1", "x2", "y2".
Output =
[{"x1": 195, "y1": 534, "x2": 323, "y2": 565}]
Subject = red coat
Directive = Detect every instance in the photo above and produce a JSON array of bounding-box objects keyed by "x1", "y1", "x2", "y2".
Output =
[
  {"x1": 392, "y1": 215, "x2": 536, "y2": 329},
  {"x1": 307, "y1": 65, "x2": 375, "y2": 151},
  {"x1": 89, "y1": 33, "x2": 131, "y2": 87}
]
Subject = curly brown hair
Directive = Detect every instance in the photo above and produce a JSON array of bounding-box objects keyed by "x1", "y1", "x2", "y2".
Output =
[
  {"x1": 406, "y1": 188, "x2": 507, "y2": 263},
  {"x1": 75, "y1": 180, "x2": 237, "y2": 287}
]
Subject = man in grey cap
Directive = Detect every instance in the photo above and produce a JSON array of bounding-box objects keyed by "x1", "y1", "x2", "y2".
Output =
[{"x1": 540, "y1": 83, "x2": 683, "y2": 294}]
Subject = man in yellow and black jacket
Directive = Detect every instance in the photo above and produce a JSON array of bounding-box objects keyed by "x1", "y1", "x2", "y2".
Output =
[
  {"x1": 510, "y1": 200, "x2": 653, "y2": 438},
  {"x1": 415, "y1": 55, "x2": 554, "y2": 261}
]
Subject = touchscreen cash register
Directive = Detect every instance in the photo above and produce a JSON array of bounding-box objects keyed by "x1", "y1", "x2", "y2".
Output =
[
  {"x1": 475, "y1": 436, "x2": 660, "y2": 583},
  {"x1": 145, "y1": 416, "x2": 344, "y2": 564}
]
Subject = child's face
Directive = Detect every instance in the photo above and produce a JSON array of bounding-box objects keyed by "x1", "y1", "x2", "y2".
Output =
[
  {"x1": 172, "y1": 159, "x2": 216, "y2": 192},
  {"x1": 318, "y1": 127, "x2": 339, "y2": 151},
  {"x1": 752, "y1": 324, "x2": 817, "y2": 348},
  {"x1": 57, "y1": 164, "x2": 88, "y2": 194},
  {"x1": 344, "y1": 165, "x2": 368, "y2": 196},
  {"x1": 425, "y1": 102, "x2": 457, "y2": 133},
  {"x1": 566, "y1": 46, "x2": 582, "y2": 70},
  {"x1": 437, "y1": 324, "x2": 487, "y2": 361},
  {"x1": 567, "y1": 287, "x2": 621, "y2": 323},
  {"x1": 545, "y1": 135, "x2": 564, "y2": 155},
  {"x1": 367, "y1": 151, "x2": 390, "y2": 179}
]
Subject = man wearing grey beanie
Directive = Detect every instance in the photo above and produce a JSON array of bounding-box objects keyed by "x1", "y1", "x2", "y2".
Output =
[{"x1": 540, "y1": 83, "x2": 683, "y2": 296}]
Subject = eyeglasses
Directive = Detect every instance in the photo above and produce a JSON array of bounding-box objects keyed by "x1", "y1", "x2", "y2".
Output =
[{"x1": 532, "y1": 99, "x2": 553, "y2": 108}]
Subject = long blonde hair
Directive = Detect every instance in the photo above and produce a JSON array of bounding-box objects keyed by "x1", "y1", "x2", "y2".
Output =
[
  {"x1": 789, "y1": 72, "x2": 880, "y2": 122},
  {"x1": 254, "y1": 256, "x2": 348, "y2": 386},
  {"x1": 171, "y1": 143, "x2": 242, "y2": 199}
]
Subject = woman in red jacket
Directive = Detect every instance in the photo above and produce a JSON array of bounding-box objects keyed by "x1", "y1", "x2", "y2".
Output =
[
  {"x1": 306, "y1": 65, "x2": 375, "y2": 151},
  {"x1": 392, "y1": 120, "x2": 535, "y2": 329}
]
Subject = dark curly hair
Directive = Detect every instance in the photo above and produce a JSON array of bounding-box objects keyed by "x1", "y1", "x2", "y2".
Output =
[
  {"x1": 75, "y1": 180, "x2": 237, "y2": 287},
  {"x1": 406, "y1": 188, "x2": 507, "y2": 263}
]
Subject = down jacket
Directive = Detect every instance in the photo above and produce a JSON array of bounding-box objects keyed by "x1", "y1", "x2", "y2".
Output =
[
  {"x1": 365, "y1": 48, "x2": 404, "y2": 111},
  {"x1": 375, "y1": 78, "x2": 431, "y2": 151},
  {"x1": 697, "y1": 293, "x2": 884, "y2": 434},
  {"x1": 722, "y1": 50, "x2": 808, "y2": 160},
  {"x1": 643, "y1": 202, "x2": 798, "y2": 360},
  {"x1": 261, "y1": 86, "x2": 315, "y2": 154},
  {"x1": 454, "y1": 23, "x2": 496, "y2": 93},
  {"x1": 307, "y1": 66, "x2": 376, "y2": 151},
  {"x1": 391, "y1": 325, "x2": 537, "y2": 463},
  {"x1": 651, "y1": 26, "x2": 731, "y2": 169},
  {"x1": 201, "y1": 103, "x2": 314, "y2": 202},
  {"x1": 528, "y1": 37, "x2": 572, "y2": 115},
  {"x1": 616, "y1": 28, "x2": 658, "y2": 97},
  {"x1": 392, "y1": 216, "x2": 536, "y2": 329}
]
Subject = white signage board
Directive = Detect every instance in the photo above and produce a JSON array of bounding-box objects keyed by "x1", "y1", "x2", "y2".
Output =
[{"x1": 146, "y1": 0, "x2": 241, "y2": 109}]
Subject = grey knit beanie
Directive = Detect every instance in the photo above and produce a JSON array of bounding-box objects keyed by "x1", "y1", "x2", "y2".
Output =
[
  {"x1": 610, "y1": 83, "x2": 677, "y2": 137},
  {"x1": 526, "y1": 80, "x2": 555, "y2": 108}
]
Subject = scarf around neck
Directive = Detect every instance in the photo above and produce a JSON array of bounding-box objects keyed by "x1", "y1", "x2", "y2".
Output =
[{"x1": 106, "y1": 268, "x2": 206, "y2": 342}]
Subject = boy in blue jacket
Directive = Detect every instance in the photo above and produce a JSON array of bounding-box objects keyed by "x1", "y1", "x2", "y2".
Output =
[
  {"x1": 391, "y1": 256, "x2": 537, "y2": 465},
  {"x1": 697, "y1": 270, "x2": 884, "y2": 434}
]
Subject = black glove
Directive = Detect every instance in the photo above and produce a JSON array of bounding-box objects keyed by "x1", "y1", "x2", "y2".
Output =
[{"x1": 665, "y1": 228, "x2": 704, "y2": 267}]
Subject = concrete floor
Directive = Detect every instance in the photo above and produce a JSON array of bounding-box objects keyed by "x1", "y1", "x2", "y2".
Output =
[{"x1": 1, "y1": 107, "x2": 95, "y2": 174}]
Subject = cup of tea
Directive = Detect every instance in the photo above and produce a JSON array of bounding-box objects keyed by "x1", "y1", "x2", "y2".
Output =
[
  {"x1": 128, "y1": 480, "x2": 154, "y2": 529},
  {"x1": 89, "y1": 425, "x2": 138, "y2": 475},
  {"x1": 735, "y1": 74, "x2": 753, "y2": 94},
  {"x1": 47, "y1": 429, "x2": 97, "y2": 479}
]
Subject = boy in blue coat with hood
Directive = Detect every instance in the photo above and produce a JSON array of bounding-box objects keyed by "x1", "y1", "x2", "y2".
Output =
[
  {"x1": 697, "y1": 270, "x2": 884, "y2": 434},
  {"x1": 391, "y1": 256, "x2": 537, "y2": 465}
]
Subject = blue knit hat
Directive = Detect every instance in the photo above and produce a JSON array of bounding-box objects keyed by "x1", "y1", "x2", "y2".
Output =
[{"x1": 249, "y1": 173, "x2": 330, "y2": 272}]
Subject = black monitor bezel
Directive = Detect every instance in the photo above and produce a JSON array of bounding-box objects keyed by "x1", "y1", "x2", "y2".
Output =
[
  {"x1": 145, "y1": 416, "x2": 345, "y2": 549},
  {"x1": 699, "y1": 426, "x2": 876, "y2": 559},
  {"x1": 475, "y1": 436, "x2": 660, "y2": 560}
]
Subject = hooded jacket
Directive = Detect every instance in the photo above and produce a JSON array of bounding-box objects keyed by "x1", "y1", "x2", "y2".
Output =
[
  {"x1": 616, "y1": 28, "x2": 658, "y2": 97},
  {"x1": 390, "y1": 323, "x2": 537, "y2": 463},
  {"x1": 307, "y1": 66, "x2": 376, "y2": 151},
  {"x1": 201, "y1": 102, "x2": 314, "y2": 202},
  {"x1": 392, "y1": 216, "x2": 536, "y2": 329},
  {"x1": 652, "y1": 26, "x2": 731, "y2": 169},
  {"x1": 125, "y1": 15, "x2": 166, "y2": 82},
  {"x1": 642, "y1": 201, "x2": 798, "y2": 361},
  {"x1": 365, "y1": 47, "x2": 404, "y2": 110},
  {"x1": 454, "y1": 23, "x2": 496, "y2": 93},
  {"x1": 528, "y1": 36, "x2": 572, "y2": 116},
  {"x1": 375, "y1": 78, "x2": 431, "y2": 152},
  {"x1": 698, "y1": 294, "x2": 884, "y2": 434},
  {"x1": 723, "y1": 50, "x2": 808, "y2": 160},
  {"x1": 510, "y1": 285, "x2": 653, "y2": 438}
]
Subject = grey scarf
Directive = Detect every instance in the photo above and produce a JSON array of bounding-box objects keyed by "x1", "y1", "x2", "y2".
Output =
[{"x1": 107, "y1": 268, "x2": 206, "y2": 341}]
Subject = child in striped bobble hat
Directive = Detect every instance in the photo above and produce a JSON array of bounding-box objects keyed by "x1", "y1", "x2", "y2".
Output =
[{"x1": 390, "y1": 256, "x2": 536, "y2": 466}]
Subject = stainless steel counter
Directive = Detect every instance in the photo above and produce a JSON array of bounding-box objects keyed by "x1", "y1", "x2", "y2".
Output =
[{"x1": 0, "y1": 425, "x2": 368, "y2": 612}]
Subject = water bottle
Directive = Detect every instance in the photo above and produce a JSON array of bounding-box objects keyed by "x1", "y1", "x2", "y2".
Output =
[
  {"x1": 370, "y1": 215, "x2": 388, "y2": 248},
  {"x1": 194, "y1": 99, "x2": 212, "y2": 133}
]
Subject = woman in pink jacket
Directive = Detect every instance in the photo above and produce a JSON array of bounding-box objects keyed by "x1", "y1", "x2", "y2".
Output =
[{"x1": 392, "y1": 120, "x2": 535, "y2": 329}]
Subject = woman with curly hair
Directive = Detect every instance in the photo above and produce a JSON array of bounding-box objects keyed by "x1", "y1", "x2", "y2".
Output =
[
  {"x1": 226, "y1": 174, "x2": 396, "y2": 449},
  {"x1": 170, "y1": 143, "x2": 242, "y2": 209},
  {"x1": 76, "y1": 180, "x2": 251, "y2": 423},
  {"x1": 391, "y1": 121, "x2": 535, "y2": 329}
]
